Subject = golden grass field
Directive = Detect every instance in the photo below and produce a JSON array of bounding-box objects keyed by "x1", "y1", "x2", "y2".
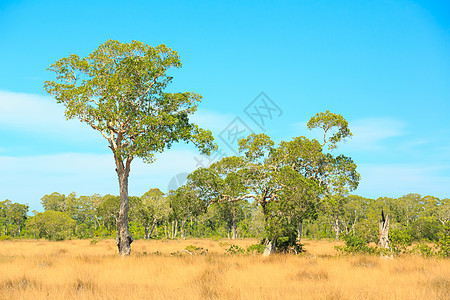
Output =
[{"x1": 0, "y1": 238, "x2": 449, "y2": 299}]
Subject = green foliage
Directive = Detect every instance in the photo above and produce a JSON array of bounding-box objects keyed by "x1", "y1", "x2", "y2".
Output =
[
  {"x1": 307, "y1": 110, "x2": 352, "y2": 150},
  {"x1": 44, "y1": 39, "x2": 216, "y2": 164},
  {"x1": 336, "y1": 234, "x2": 377, "y2": 255},
  {"x1": 246, "y1": 243, "x2": 265, "y2": 254},
  {"x1": 390, "y1": 228, "x2": 412, "y2": 253},
  {"x1": 225, "y1": 244, "x2": 245, "y2": 255},
  {"x1": 0, "y1": 199, "x2": 29, "y2": 237},
  {"x1": 411, "y1": 243, "x2": 435, "y2": 258},
  {"x1": 436, "y1": 222, "x2": 450, "y2": 258},
  {"x1": 0, "y1": 235, "x2": 13, "y2": 241},
  {"x1": 410, "y1": 217, "x2": 442, "y2": 242},
  {"x1": 185, "y1": 245, "x2": 208, "y2": 255},
  {"x1": 26, "y1": 211, "x2": 75, "y2": 240}
]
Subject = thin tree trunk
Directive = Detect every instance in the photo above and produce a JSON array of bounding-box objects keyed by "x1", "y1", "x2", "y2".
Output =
[
  {"x1": 297, "y1": 220, "x2": 303, "y2": 243},
  {"x1": 181, "y1": 219, "x2": 186, "y2": 240},
  {"x1": 333, "y1": 214, "x2": 340, "y2": 241},
  {"x1": 164, "y1": 222, "x2": 167, "y2": 238},
  {"x1": 231, "y1": 209, "x2": 237, "y2": 240},
  {"x1": 174, "y1": 220, "x2": 178, "y2": 238},
  {"x1": 231, "y1": 218, "x2": 237, "y2": 240},
  {"x1": 148, "y1": 219, "x2": 157, "y2": 238},
  {"x1": 115, "y1": 160, "x2": 133, "y2": 256},
  {"x1": 144, "y1": 224, "x2": 150, "y2": 240}
]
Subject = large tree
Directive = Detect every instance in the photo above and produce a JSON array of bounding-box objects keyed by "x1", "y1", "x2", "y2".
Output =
[{"x1": 44, "y1": 40, "x2": 215, "y2": 255}]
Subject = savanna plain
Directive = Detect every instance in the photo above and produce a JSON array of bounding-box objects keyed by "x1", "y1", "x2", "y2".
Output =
[{"x1": 0, "y1": 238, "x2": 449, "y2": 300}]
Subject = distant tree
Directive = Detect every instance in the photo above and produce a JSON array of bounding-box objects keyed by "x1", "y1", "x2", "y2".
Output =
[
  {"x1": 41, "y1": 192, "x2": 68, "y2": 212},
  {"x1": 437, "y1": 198, "x2": 450, "y2": 225},
  {"x1": 135, "y1": 188, "x2": 170, "y2": 239},
  {"x1": 26, "y1": 211, "x2": 75, "y2": 240},
  {"x1": 0, "y1": 200, "x2": 29, "y2": 237},
  {"x1": 44, "y1": 40, "x2": 216, "y2": 255},
  {"x1": 96, "y1": 194, "x2": 120, "y2": 235}
]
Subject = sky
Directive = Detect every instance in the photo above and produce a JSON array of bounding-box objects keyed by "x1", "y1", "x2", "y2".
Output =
[{"x1": 0, "y1": 0, "x2": 449, "y2": 212}]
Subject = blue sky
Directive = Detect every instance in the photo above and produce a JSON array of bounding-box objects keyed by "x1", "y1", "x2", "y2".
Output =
[{"x1": 1, "y1": 0, "x2": 449, "y2": 211}]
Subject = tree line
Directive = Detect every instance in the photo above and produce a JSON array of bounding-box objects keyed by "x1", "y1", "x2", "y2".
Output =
[{"x1": 1, "y1": 192, "x2": 448, "y2": 247}]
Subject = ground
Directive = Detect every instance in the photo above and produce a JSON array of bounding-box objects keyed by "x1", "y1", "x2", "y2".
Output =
[{"x1": 0, "y1": 238, "x2": 448, "y2": 299}]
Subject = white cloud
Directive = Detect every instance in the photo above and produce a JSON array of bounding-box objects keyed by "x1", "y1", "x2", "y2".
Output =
[
  {"x1": 355, "y1": 163, "x2": 450, "y2": 199},
  {"x1": 190, "y1": 108, "x2": 235, "y2": 133},
  {"x1": 0, "y1": 90, "x2": 101, "y2": 143},
  {"x1": 0, "y1": 90, "x2": 66, "y2": 130},
  {"x1": 0, "y1": 149, "x2": 202, "y2": 211},
  {"x1": 0, "y1": 91, "x2": 236, "y2": 148},
  {"x1": 343, "y1": 118, "x2": 406, "y2": 151}
]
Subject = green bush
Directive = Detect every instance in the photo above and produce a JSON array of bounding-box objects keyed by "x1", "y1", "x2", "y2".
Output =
[
  {"x1": 336, "y1": 234, "x2": 378, "y2": 255},
  {"x1": 436, "y1": 222, "x2": 450, "y2": 258},
  {"x1": 185, "y1": 245, "x2": 208, "y2": 255},
  {"x1": 0, "y1": 235, "x2": 13, "y2": 241},
  {"x1": 226, "y1": 244, "x2": 245, "y2": 255},
  {"x1": 412, "y1": 243, "x2": 435, "y2": 257},
  {"x1": 246, "y1": 243, "x2": 265, "y2": 254},
  {"x1": 390, "y1": 228, "x2": 412, "y2": 254}
]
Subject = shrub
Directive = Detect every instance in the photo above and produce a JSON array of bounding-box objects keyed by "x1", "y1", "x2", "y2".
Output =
[
  {"x1": 411, "y1": 243, "x2": 435, "y2": 257},
  {"x1": 226, "y1": 245, "x2": 245, "y2": 255},
  {"x1": 336, "y1": 234, "x2": 378, "y2": 255},
  {"x1": 246, "y1": 243, "x2": 265, "y2": 254},
  {"x1": 185, "y1": 245, "x2": 208, "y2": 255},
  {"x1": 436, "y1": 222, "x2": 450, "y2": 258},
  {"x1": 390, "y1": 228, "x2": 412, "y2": 254}
]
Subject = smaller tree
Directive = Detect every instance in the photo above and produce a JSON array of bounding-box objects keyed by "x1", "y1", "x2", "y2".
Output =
[
  {"x1": 27, "y1": 211, "x2": 75, "y2": 240},
  {"x1": 135, "y1": 188, "x2": 170, "y2": 239}
]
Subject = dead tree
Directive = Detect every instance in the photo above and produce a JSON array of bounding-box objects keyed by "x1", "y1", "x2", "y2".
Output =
[{"x1": 379, "y1": 210, "x2": 393, "y2": 258}]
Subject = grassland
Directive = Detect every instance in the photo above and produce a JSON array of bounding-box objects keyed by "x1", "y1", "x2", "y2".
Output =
[{"x1": 0, "y1": 238, "x2": 449, "y2": 299}]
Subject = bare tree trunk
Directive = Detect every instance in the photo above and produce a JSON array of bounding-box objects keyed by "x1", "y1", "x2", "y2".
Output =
[
  {"x1": 297, "y1": 220, "x2": 303, "y2": 243},
  {"x1": 148, "y1": 219, "x2": 157, "y2": 238},
  {"x1": 231, "y1": 218, "x2": 237, "y2": 240},
  {"x1": 263, "y1": 238, "x2": 276, "y2": 256},
  {"x1": 379, "y1": 210, "x2": 392, "y2": 258},
  {"x1": 116, "y1": 167, "x2": 133, "y2": 256},
  {"x1": 174, "y1": 220, "x2": 178, "y2": 238},
  {"x1": 144, "y1": 224, "x2": 150, "y2": 240}
]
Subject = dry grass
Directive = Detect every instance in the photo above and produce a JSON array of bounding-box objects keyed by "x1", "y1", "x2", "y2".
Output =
[{"x1": 0, "y1": 238, "x2": 449, "y2": 299}]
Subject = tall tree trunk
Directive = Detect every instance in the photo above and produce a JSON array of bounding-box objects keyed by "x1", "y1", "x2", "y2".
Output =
[
  {"x1": 333, "y1": 213, "x2": 340, "y2": 241},
  {"x1": 148, "y1": 219, "x2": 157, "y2": 238},
  {"x1": 231, "y1": 209, "x2": 237, "y2": 240},
  {"x1": 164, "y1": 222, "x2": 167, "y2": 238},
  {"x1": 181, "y1": 219, "x2": 186, "y2": 240},
  {"x1": 297, "y1": 220, "x2": 303, "y2": 243},
  {"x1": 174, "y1": 220, "x2": 178, "y2": 238},
  {"x1": 144, "y1": 223, "x2": 150, "y2": 240},
  {"x1": 115, "y1": 161, "x2": 133, "y2": 256}
]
